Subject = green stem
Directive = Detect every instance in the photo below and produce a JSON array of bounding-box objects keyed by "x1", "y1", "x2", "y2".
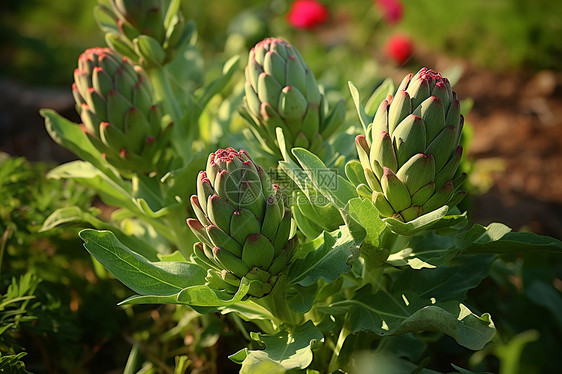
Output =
[
  {"x1": 328, "y1": 320, "x2": 351, "y2": 372},
  {"x1": 148, "y1": 67, "x2": 182, "y2": 126}
]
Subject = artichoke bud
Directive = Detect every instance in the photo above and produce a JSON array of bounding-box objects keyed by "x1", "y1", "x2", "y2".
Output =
[
  {"x1": 243, "y1": 37, "x2": 344, "y2": 158},
  {"x1": 353, "y1": 68, "x2": 467, "y2": 222},
  {"x1": 99, "y1": 0, "x2": 191, "y2": 66},
  {"x1": 72, "y1": 48, "x2": 170, "y2": 173},
  {"x1": 188, "y1": 148, "x2": 298, "y2": 298}
]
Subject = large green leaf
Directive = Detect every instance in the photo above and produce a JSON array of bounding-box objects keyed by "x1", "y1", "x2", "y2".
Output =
[
  {"x1": 230, "y1": 321, "x2": 323, "y2": 373},
  {"x1": 80, "y1": 229, "x2": 205, "y2": 296},
  {"x1": 386, "y1": 222, "x2": 562, "y2": 270},
  {"x1": 317, "y1": 258, "x2": 495, "y2": 350},
  {"x1": 458, "y1": 223, "x2": 562, "y2": 254},
  {"x1": 41, "y1": 207, "x2": 160, "y2": 261},
  {"x1": 288, "y1": 229, "x2": 356, "y2": 287},
  {"x1": 119, "y1": 281, "x2": 249, "y2": 307}
]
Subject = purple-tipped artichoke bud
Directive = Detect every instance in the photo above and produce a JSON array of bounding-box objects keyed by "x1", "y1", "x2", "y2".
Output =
[
  {"x1": 355, "y1": 68, "x2": 466, "y2": 222},
  {"x1": 96, "y1": 0, "x2": 194, "y2": 67},
  {"x1": 242, "y1": 37, "x2": 345, "y2": 159},
  {"x1": 187, "y1": 148, "x2": 297, "y2": 298},
  {"x1": 73, "y1": 47, "x2": 171, "y2": 173}
]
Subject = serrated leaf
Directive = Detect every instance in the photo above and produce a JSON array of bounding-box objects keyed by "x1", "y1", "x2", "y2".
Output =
[
  {"x1": 80, "y1": 229, "x2": 205, "y2": 296},
  {"x1": 232, "y1": 321, "x2": 323, "y2": 373},
  {"x1": 288, "y1": 230, "x2": 355, "y2": 287}
]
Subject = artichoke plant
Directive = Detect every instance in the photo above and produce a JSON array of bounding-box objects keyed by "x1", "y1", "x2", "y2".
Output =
[
  {"x1": 187, "y1": 148, "x2": 297, "y2": 298},
  {"x1": 242, "y1": 37, "x2": 345, "y2": 160},
  {"x1": 355, "y1": 68, "x2": 466, "y2": 222},
  {"x1": 95, "y1": 0, "x2": 194, "y2": 67},
  {"x1": 73, "y1": 47, "x2": 172, "y2": 173}
]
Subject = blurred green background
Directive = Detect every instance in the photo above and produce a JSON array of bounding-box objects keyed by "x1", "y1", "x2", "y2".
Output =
[{"x1": 1, "y1": 0, "x2": 561, "y2": 87}]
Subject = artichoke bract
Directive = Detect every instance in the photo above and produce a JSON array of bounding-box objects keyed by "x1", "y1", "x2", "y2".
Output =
[
  {"x1": 73, "y1": 47, "x2": 171, "y2": 173},
  {"x1": 355, "y1": 68, "x2": 467, "y2": 222},
  {"x1": 242, "y1": 37, "x2": 345, "y2": 159},
  {"x1": 187, "y1": 148, "x2": 297, "y2": 298},
  {"x1": 95, "y1": 0, "x2": 194, "y2": 67}
]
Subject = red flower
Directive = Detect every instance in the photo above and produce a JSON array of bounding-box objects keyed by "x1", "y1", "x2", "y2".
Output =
[
  {"x1": 385, "y1": 34, "x2": 413, "y2": 65},
  {"x1": 376, "y1": 0, "x2": 404, "y2": 24},
  {"x1": 287, "y1": 0, "x2": 329, "y2": 29}
]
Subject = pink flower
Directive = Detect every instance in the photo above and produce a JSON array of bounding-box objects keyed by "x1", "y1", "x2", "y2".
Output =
[
  {"x1": 376, "y1": 0, "x2": 404, "y2": 24},
  {"x1": 287, "y1": 0, "x2": 330, "y2": 29},
  {"x1": 385, "y1": 34, "x2": 413, "y2": 65}
]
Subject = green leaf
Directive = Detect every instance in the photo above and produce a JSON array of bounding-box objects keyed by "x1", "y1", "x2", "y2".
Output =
[
  {"x1": 319, "y1": 258, "x2": 495, "y2": 350},
  {"x1": 41, "y1": 207, "x2": 161, "y2": 261},
  {"x1": 286, "y1": 284, "x2": 318, "y2": 314},
  {"x1": 231, "y1": 321, "x2": 324, "y2": 373},
  {"x1": 41, "y1": 109, "x2": 119, "y2": 180},
  {"x1": 345, "y1": 160, "x2": 368, "y2": 187},
  {"x1": 460, "y1": 225, "x2": 562, "y2": 254},
  {"x1": 47, "y1": 161, "x2": 134, "y2": 211},
  {"x1": 79, "y1": 229, "x2": 205, "y2": 296},
  {"x1": 364, "y1": 78, "x2": 395, "y2": 117},
  {"x1": 383, "y1": 206, "x2": 468, "y2": 236},
  {"x1": 163, "y1": 0, "x2": 182, "y2": 30},
  {"x1": 292, "y1": 148, "x2": 357, "y2": 209},
  {"x1": 348, "y1": 81, "x2": 371, "y2": 135},
  {"x1": 288, "y1": 230, "x2": 356, "y2": 287},
  {"x1": 347, "y1": 198, "x2": 385, "y2": 248},
  {"x1": 349, "y1": 352, "x2": 441, "y2": 374},
  {"x1": 525, "y1": 280, "x2": 562, "y2": 328},
  {"x1": 119, "y1": 282, "x2": 249, "y2": 307},
  {"x1": 195, "y1": 55, "x2": 240, "y2": 119}
]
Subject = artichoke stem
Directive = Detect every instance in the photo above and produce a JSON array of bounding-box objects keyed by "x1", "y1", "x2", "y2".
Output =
[
  {"x1": 328, "y1": 319, "x2": 351, "y2": 373},
  {"x1": 257, "y1": 281, "x2": 303, "y2": 326}
]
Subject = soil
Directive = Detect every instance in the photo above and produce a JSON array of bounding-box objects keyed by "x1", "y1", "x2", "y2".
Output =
[{"x1": 1, "y1": 65, "x2": 561, "y2": 239}]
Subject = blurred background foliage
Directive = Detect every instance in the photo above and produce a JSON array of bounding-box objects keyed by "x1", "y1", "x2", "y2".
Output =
[{"x1": 1, "y1": 0, "x2": 561, "y2": 87}]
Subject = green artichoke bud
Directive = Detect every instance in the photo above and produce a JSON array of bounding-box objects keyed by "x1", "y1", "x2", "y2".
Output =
[
  {"x1": 242, "y1": 37, "x2": 345, "y2": 160},
  {"x1": 187, "y1": 147, "x2": 297, "y2": 298},
  {"x1": 355, "y1": 68, "x2": 466, "y2": 222},
  {"x1": 95, "y1": 0, "x2": 195, "y2": 67},
  {"x1": 73, "y1": 47, "x2": 172, "y2": 173}
]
